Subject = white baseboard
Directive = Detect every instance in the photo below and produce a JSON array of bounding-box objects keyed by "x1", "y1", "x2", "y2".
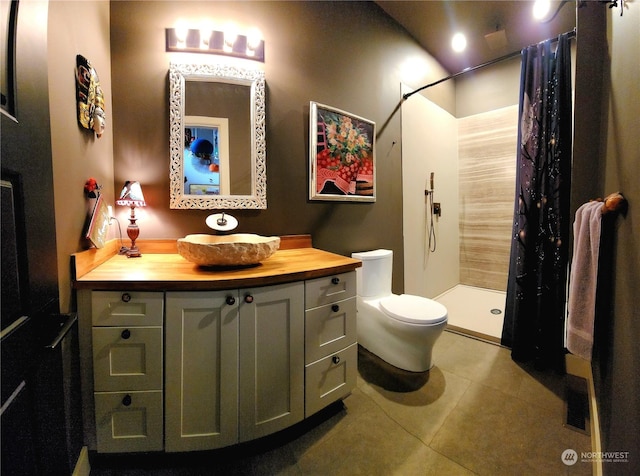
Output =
[
  {"x1": 72, "y1": 446, "x2": 91, "y2": 476},
  {"x1": 566, "y1": 353, "x2": 602, "y2": 476}
]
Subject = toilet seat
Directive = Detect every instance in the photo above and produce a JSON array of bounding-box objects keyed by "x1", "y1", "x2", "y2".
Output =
[{"x1": 380, "y1": 294, "x2": 447, "y2": 325}]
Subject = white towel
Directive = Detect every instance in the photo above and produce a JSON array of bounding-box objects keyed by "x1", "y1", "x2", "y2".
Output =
[{"x1": 566, "y1": 201, "x2": 603, "y2": 361}]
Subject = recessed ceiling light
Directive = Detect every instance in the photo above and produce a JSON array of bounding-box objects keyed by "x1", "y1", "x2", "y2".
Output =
[
  {"x1": 451, "y1": 32, "x2": 467, "y2": 53},
  {"x1": 533, "y1": 0, "x2": 552, "y2": 21}
]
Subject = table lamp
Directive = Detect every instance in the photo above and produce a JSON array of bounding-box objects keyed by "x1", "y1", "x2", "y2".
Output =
[{"x1": 115, "y1": 181, "x2": 146, "y2": 257}]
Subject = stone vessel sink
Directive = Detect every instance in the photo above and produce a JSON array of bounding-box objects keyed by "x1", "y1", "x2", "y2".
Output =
[{"x1": 177, "y1": 234, "x2": 281, "y2": 267}]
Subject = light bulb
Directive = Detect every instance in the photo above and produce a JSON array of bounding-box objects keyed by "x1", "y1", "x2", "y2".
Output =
[
  {"x1": 174, "y1": 20, "x2": 189, "y2": 47},
  {"x1": 533, "y1": 0, "x2": 551, "y2": 21},
  {"x1": 199, "y1": 21, "x2": 214, "y2": 50},
  {"x1": 223, "y1": 24, "x2": 238, "y2": 52},
  {"x1": 451, "y1": 32, "x2": 467, "y2": 53},
  {"x1": 246, "y1": 28, "x2": 262, "y2": 56}
]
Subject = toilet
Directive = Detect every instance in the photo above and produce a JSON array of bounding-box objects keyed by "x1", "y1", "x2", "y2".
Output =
[{"x1": 351, "y1": 249, "x2": 448, "y2": 372}]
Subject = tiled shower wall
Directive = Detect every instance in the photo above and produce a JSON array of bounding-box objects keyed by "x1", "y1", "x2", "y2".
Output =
[{"x1": 458, "y1": 105, "x2": 518, "y2": 291}]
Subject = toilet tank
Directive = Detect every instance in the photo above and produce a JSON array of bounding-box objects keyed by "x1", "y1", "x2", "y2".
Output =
[{"x1": 351, "y1": 249, "x2": 393, "y2": 297}]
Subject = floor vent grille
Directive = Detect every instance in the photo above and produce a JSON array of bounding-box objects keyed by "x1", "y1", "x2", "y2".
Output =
[{"x1": 564, "y1": 374, "x2": 590, "y2": 435}]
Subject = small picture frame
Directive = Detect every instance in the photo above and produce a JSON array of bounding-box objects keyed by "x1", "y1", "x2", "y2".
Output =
[
  {"x1": 309, "y1": 101, "x2": 376, "y2": 202},
  {"x1": 85, "y1": 195, "x2": 110, "y2": 248}
]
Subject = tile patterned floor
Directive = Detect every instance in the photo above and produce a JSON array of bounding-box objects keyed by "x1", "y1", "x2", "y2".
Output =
[{"x1": 91, "y1": 331, "x2": 593, "y2": 475}]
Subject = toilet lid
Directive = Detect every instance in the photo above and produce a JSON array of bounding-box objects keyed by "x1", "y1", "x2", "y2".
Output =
[{"x1": 380, "y1": 294, "x2": 448, "y2": 324}]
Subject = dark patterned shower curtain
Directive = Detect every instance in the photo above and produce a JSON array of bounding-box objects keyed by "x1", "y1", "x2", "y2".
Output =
[{"x1": 501, "y1": 33, "x2": 572, "y2": 371}]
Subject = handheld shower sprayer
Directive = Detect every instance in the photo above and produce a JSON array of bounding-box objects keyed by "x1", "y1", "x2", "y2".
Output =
[{"x1": 425, "y1": 172, "x2": 437, "y2": 253}]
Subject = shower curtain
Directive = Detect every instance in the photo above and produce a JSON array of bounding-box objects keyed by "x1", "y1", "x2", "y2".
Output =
[{"x1": 501, "y1": 33, "x2": 572, "y2": 371}]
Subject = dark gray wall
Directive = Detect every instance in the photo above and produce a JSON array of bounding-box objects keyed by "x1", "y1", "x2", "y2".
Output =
[
  {"x1": 1, "y1": 1, "x2": 59, "y2": 316},
  {"x1": 580, "y1": 3, "x2": 640, "y2": 474},
  {"x1": 110, "y1": 1, "x2": 454, "y2": 293}
]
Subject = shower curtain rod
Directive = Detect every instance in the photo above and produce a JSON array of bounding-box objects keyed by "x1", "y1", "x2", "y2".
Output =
[{"x1": 402, "y1": 28, "x2": 576, "y2": 101}]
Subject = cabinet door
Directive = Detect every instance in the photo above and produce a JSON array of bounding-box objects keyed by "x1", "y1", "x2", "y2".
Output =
[
  {"x1": 92, "y1": 291, "x2": 163, "y2": 327},
  {"x1": 165, "y1": 291, "x2": 239, "y2": 452},
  {"x1": 94, "y1": 390, "x2": 163, "y2": 453},
  {"x1": 305, "y1": 272, "x2": 356, "y2": 309},
  {"x1": 304, "y1": 297, "x2": 357, "y2": 364},
  {"x1": 238, "y1": 282, "x2": 304, "y2": 442},
  {"x1": 92, "y1": 327, "x2": 162, "y2": 391},
  {"x1": 305, "y1": 343, "x2": 357, "y2": 417}
]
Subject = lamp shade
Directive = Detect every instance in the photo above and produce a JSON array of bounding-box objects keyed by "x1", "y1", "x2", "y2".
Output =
[{"x1": 115, "y1": 181, "x2": 146, "y2": 207}]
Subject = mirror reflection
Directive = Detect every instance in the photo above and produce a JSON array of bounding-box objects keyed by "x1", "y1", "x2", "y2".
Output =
[{"x1": 169, "y1": 62, "x2": 266, "y2": 209}]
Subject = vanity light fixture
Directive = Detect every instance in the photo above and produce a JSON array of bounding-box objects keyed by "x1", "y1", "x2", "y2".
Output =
[
  {"x1": 166, "y1": 26, "x2": 265, "y2": 62},
  {"x1": 116, "y1": 181, "x2": 146, "y2": 258}
]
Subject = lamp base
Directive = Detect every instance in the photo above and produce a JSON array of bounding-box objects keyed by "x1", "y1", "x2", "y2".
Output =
[
  {"x1": 126, "y1": 247, "x2": 141, "y2": 258},
  {"x1": 125, "y1": 206, "x2": 142, "y2": 258}
]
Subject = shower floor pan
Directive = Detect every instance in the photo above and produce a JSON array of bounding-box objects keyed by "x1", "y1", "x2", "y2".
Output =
[{"x1": 435, "y1": 284, "x2": 505, "y2": 344}]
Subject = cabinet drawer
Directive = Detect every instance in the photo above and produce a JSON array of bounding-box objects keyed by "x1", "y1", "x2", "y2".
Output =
[
  {"x1": 94, "y1": 390, "x2": 163, "y2": 453},
  {"x1": 92, "y1": 291, "x2": 163, "y2": 326},
  {"x1": 92, "y1": 327, "x2": 162, "y2": 391},
  {"x1": 305, "y1": 272, "x2": 356, "y2": 310},
  {"x1": 305, "y1": 343, "x2": 357, "y2": 417},
  {"x1": 305, "y1": 297, "x2": 356, "y2": 364}
]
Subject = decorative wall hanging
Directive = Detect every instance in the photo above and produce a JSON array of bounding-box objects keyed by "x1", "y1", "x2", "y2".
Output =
[
  {"x1": 75, "y1": 54, "x2": 106, "y2": 138},
  {"x1": 309, "y1": 102, "x2": 376, "y2": 202}
]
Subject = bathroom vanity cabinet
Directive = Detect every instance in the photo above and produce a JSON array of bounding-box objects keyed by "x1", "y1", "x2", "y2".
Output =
[
  {"x1": 72, "y1": 237, "x2": 360, "y2": 454},
  {"x1": 165, "y1": 282, "x2": 305, "y2": 452}
]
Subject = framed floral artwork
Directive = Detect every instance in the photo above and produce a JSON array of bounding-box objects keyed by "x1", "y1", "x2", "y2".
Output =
[{"x1": 309, "y1": 102, "x2": 375, "y2": 202}]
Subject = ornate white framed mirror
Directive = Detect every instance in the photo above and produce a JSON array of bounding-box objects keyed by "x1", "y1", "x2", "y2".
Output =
[{"x1": 169, "y1": 62, "x2": 266, "y2": 209}]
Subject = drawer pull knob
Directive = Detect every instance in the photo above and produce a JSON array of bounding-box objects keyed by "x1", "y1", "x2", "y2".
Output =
[
  {"x1": 226, "y1": 296, "x2": 236, "y2": 306},
  {"x1": 331, "y1": 304, "x2": 340, "y2": 313},
  {"x1": 331, "y1": 277, "x2": 340, "y2": 285},
  {"x1": 121, "y1": 329, "x2": 131, "y2": 340},
  {"x1": 122, "y1": 394, "x2": 132, "y2": 406},
  {"x1": 244, "y1": 294, "x2": 254, "y2": 304},
  {"x1": 332, "y1": 355, "x2": 341, "y2": 365},
  {"x1": 121, "y1": 293, "x2": 132, "y2": 303}
]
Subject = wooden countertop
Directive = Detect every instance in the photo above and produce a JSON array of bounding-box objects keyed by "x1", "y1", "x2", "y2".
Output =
[{"x1": 72, "y1": 236, "x2": 361, "y2": 291}]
